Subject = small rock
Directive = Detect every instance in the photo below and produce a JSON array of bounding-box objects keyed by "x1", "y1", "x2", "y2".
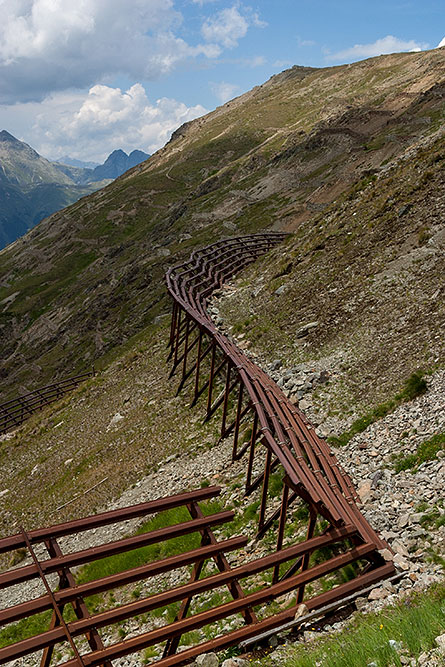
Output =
[
  {"x1": 221, "y1": 659, "x2": 249, "y2": 667},
  {"x1": 107, "y1": 412, "x2": 124, "y2": 430},
  {"x1": 435, "y1": 633, "x2": 445, "y2": 652},
  {"x1": 294, "y1": 603, "x2": 308, "y2": 620},
  {"x1": 392, "y1": 540, "x2": 409, "y2": 558},
  {"x1": 194, "y1": 653, "x2": 219, "y2": 667},
  {"x1": 393, "y1": 553, "x2": 410, "y2": 570},
  {"x1": 368, "y1": 586, "x2": 388, "y2": 600},
  {"x1": 296, "y1": 321, "x2": 319, "y2": 338},
  {"x1": 358, "y1": 481, "x2": 372, "y2": 503}
]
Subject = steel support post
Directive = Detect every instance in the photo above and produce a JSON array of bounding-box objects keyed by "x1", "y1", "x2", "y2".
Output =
[
  {"x1": 187, "y1": 502, "x2": 257, "y2": 626},
  {"x1": 245, "y1": 413, "x2": 258, "y2": 495},
  {"x1": 41, "y1": 538, "x2": 111, "y2": 667},
  {"x1": 220, "y1": 363, "x2": 232, "y2": 437},
  {"x1": 169, "y1": 302, "x2": 178, "y2": 351},
  {"x1": 258, "y1": 447, "x2": 272, "y2": 534},
  {"x1": 205, "y1": 343, "x2": 217, "y2": 418},
  {"x1": 231, "y1": 383, "x2": 244, "y2": 462},
  {"x1": 172, "y1": 307, "x2": 182, "y2": 368},
  {"x1": 273, "y1": 483, "x2": 289, "y2": 584},
  {"x1": 296, "y1": 507, "x2": 318, "y2": 604}
]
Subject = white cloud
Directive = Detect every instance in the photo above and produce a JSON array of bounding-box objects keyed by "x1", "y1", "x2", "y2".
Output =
[
  {"x1": 211, "y1": 81, "x2": 241, "y2": 103},
  {"x1": 0, "y1": 0, "x2": 217, "y2": 103},
  {"x1": 437, "y1": 37, "x2": 445, "y2": 48},
  {"x1": 201, "y1": 5, "x2": 266, "y2": 49},
  {"x1": 243, "y1": 55, "x2": 266, "y2": 67},
  {"x1": 297, "y1": 37, "x2": 316, "y2": 48},
  {"x1": 327, "y1": 35, "x2": 429, "y2": 63},
  {"x1": 19, "y1": 84, "x2": 208, "y2": 162},
  {"x1": 202, "y1": 6, "x2": 249, "y2": 48}
]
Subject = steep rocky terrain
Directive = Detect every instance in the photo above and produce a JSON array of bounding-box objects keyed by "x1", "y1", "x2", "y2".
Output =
[
  {"x1": 1, "y1": 48, "x2": 444, "y2": 402},
  {"x1": 0, "y1": 48, "x2": 444, "y2": 667}
]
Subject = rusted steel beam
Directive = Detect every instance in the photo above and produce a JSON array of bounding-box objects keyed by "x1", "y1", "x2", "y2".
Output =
[
  {"x1": 245, "y1": 413, "x2": 259, "y2": 493},
  {"x1": 273, "y1": 482, "x2": 291, "y2": 584},
  {"x1": 187, "y1": 500, "x2": 257, "y2": 627},
  {"x1": 220, "y1": 362, "x2": 233, "y2": 436},
  {"x1": 162, "y1": 556, "x2": 206, "y2": 657},
  {"x1": 221, "y1": 401, "x2": 250, "y2": 442},
  {"x1": 4, "y1": 526, "x2": 359, "y2": 662},
  {"x1": 41, "y1": 537, "x2": 111, "y2": 667},
  {"x1": 0, "y1": 486, "x2": 222, "y2": 555},
  {"x1": 55, "y1": 540, "x2": 374, "y2": 667},
  {"x1": 258, "y1": 447, "x2": 272, "y2": 533},
  {"x1": 257, "y1": 487, "x2": 298, "y2": 542},
  {"x1": 19, "y1": 528, "x2": 86, "y2": 667},
  {"x1": 190, "y1": 340, "x2": 215, "y2": 406},
  {"x1": 296, "y1": 506, "x2": 318, "y2": 603},
  {"x1": 207, "y1": 367, "x2": 239, "y2": 423},
  {"x1": 1, "y1": 536, "x2": 248, "y2": 627},
  {"x1": 205, "y1": 341, "x2": 217, "y2": 416},
  {"x1": 231, "y1": 382, "x2": 244, "y2": 461},
  {"x1": 0, "y1": 510, "x2": 235, "y2": 590}
]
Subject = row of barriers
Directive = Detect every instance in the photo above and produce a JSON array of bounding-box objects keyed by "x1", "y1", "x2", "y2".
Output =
[
  {"x1": 0, "y1": 370, "x2": 95, "y2": 435},
  {"x1": 0, "y1": 234, "x2": 396, "y2": 665}
]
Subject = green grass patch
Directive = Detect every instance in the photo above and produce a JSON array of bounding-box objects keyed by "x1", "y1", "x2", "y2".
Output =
[
  {"x1": 393, "y1": 433, "x2": 445, "y2": 473},
  {"x1": 328, "y1": 371, "x2": 427, "y2": 447},
  {"x1": 253, "y1": 583, "x2": 445, "y2": 667},
  {"x1": 76, "y1": 499, "x2": 224, "y2": 585},
  {"x1": 0, "y1": 611, "x2": 53, "y2": 649}
]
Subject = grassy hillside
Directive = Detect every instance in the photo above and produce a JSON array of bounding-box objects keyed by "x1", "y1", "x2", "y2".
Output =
[
  {"x1": 1, "y1": 48, "x2": 444, "y2": 403},
  {"x1": 217, "y1": 127, "x2": 445, "y2": 422}
]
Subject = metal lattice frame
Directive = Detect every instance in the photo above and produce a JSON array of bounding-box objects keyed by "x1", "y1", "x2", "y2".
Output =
[
  {"x1": 165, "y1": 232, "x2": 395, "y2": 617},
  {"x1": 0, "y1": 234, "x2": 396, "y2": 665}
]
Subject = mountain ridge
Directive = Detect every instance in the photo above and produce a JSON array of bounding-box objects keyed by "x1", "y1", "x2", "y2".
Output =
[
  {"x1": 0, "y1": 133, "x2": 150, "y2": 249},
  {"x1": 0, "y1": 48, "x2": 444, "y2": 403}
]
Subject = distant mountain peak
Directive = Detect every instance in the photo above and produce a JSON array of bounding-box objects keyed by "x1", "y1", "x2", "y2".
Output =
[
  {"x1": 0, "y1": 129, "x2": 20, "y2": 143},
  {"x1": 0, "y1": 130, "x2": 33, "y2": 151},
  {"x1": 91, "y1": 148, "x2": 150, "y2": 180}
]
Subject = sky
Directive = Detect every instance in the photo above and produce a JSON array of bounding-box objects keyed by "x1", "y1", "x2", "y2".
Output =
[{"x1": 0, "y1": 0, "x2": 443, "y2": 164}]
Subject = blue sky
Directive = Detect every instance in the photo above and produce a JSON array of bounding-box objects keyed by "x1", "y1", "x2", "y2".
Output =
[{"x1": 0, "y1": 0, "x2": 443, "y2": 162}]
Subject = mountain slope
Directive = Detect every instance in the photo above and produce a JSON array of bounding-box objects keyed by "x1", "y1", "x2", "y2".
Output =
[
  {"x1": 0, "y1": 131, "x2": 108, "y2": 249},
  {"x1": 0, "y1": 49, "x2": 444, "y2": 403},
  {"x1": 0, "y1": 134, "x2": 150, "y2": 249}
]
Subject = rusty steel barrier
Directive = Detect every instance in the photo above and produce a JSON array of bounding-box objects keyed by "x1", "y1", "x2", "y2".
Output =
[
  {"x1": 0, "y1": 233, "x2": 396, "y2": 665},
  {"x1": 165, "y1": 234, "x2": 396, "y2": 623},
  {"x1": 0, "y1": 370, "x2": 95, "y2": 435}
]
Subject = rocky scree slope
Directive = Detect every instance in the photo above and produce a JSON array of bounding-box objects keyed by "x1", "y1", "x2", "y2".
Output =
[
  {"x1": 215, "y1": 124, "x2": 445, "y2": 422},
  {"x1": 1, "y1": 49, "x2": 444, "y2": 403}
]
